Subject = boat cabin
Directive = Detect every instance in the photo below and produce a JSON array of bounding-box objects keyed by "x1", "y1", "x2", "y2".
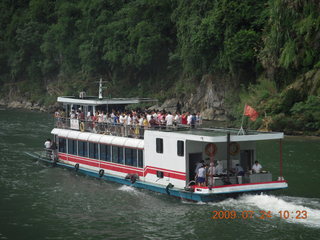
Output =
[{"x1": 143, "y1": 128, "x2": 283, "y2": 189}]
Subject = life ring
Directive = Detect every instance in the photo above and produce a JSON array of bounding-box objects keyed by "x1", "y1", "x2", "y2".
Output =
[
  {"x1": 229, "y1": 142, "x2": 240, "y2": 156},
  {"x1": 80, "y1": 122, "x2": 85, "y2": 132},
  {"x1": 205, "y1": 143, "x2": 217, "y2": 156},
  {"x1": 75, "y1": 163, "x2": 80, "y2": 171},
  {"x1": 99, "y1": 169, "x2": 104, "y2": 177}
]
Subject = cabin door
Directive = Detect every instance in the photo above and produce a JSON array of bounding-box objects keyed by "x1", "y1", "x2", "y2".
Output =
[
  {"x1": 188, "y1": 153, "x2": 203, "y2": 182},
  {"x1": 240, "y1": 150, "x2": 254, "y2": 172}
]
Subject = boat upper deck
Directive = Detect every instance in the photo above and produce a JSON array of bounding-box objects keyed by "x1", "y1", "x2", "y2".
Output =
[{"x1": 54, "y1": 117, "x2": 283, "y2": 142}]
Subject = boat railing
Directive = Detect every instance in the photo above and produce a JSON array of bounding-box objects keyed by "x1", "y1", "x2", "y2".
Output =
[
  {"x1": 54, "y1": 117, "x2": 191, "y2": 138},
  {"x1": 29, "y1": 148, "x2": 59, "y2": 162}
]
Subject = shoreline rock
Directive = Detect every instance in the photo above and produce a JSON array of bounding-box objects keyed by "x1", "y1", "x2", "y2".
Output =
[
  {"x1": 160, "y1": 74, "x2": 231, "y2": 121},
  {"x1": 1, "y1": 99, "x2": 47, "y2": 112}
]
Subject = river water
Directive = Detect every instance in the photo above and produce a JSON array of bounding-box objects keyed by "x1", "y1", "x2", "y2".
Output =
[{"x1": 0, "y1": 109, "x2": 320, "y2": 240}]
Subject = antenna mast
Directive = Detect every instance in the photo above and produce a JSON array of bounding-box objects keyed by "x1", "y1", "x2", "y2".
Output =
[{"x1": 99, "y1": 78, "x2": 103, "y2": 99}]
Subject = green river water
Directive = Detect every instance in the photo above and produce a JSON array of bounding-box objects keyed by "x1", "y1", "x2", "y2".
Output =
[{"x1": 0, "y1": 109, "x2": 320, "y2": 240}]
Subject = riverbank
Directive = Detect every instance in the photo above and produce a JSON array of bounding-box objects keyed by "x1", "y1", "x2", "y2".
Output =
[{"x1": 0, "y1": 99, "x2": 53, "y2": 112}]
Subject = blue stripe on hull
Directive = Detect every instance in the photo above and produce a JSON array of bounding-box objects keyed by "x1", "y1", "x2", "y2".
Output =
[{"x1": 28, "y1": 155, "x2": 286, "y2": 202}]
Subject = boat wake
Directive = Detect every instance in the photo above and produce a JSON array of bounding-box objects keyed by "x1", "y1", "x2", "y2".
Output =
[
  {"x1": 117, "y1": 185, "x2": 141, "y2": 195},
  {"x1": 210, "y1": 194, "x2": 320, "y2": 228}
]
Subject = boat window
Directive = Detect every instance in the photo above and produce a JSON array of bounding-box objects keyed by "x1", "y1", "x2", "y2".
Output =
[
  {"x1": 156, "y1": 138, "x2": 163, "y2": 153},
  {"x1": 112, "y1": 146, "x2": 118, "y2": 163},
  {"x1": 89, "y1": 142, "x2": 98, "y2": 159},
  {"x1": 78, "y1": 140, "x2": 88, "y2": 157},
  {"x1": 177, "y1": 140, "x2": 184, "y2": 156},
  {"x1": 125, "y1": 148, "x2": 137, "y2": 166},
  {"x1": 112, "y1": 146, "x2": 124, "y2": 164},
  {"x1": 119, "y1": 147, "x2": 124, "y2": 164},
  {"x1": 100, "y1": 144, "x2": 111, "y2": 161},
  {"x1": 138, "y1": 150, "x2": 143, "y2": 168},
  {"x1": 68, "y1": 139, "x2": 77, "y2": 155},
  {"x1": 58, "y1": 138, "x2": 66, "y2": 153}
]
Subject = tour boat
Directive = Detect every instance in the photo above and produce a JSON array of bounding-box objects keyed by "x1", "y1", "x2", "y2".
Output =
[{"x1": 27, "y1": 81, "x2": 288, "y2": 202}]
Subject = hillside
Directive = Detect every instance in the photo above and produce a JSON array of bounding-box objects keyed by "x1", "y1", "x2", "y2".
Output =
[{"x1": 0, "y1": 0, "x2": 319, "y2": 134}]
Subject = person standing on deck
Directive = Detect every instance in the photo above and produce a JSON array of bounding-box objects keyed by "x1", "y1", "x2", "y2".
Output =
[
  {"x1": 181, "y1": 112, "x2": 187, "y2": 125},
  {"x1": 196, "y1": 112, "x2": 202, "y2": 126},
  {"x1": 174, "y1": 112, "x2": 181, "y2": 126},
  {"x1": 44, "y1": 139, "x2": 52, "y2": 158},
  {"x1": 165, "y1": 112, "x2": 173, "y2": 127},
  {"x1": 190, "y1": 113, "x2": 197, "y2": 128},
  {"x1": 208, "y1": 162, "x2": 216, "y2": 187},
  {"x1": 146, "y1": 111, "x2": 152, "y2": 123},
  {"x1": 215, "y1": 161, "x2": 224, "y2": 175},
  {"x1": 187, "y1": 112, "x2": 192, "y2": 126},
  {"x1": 194, "y1": 160, "x2": 204, "y2": 180},
  {"x1": 149, "y1": 116, "x2": 158, "y2": 128},
  {"x1": 196, "y1": 164, "x2": 206, "y2": 187},
  {"x1": 44, "y1": 139, "x2": 51, "y2": 149}
]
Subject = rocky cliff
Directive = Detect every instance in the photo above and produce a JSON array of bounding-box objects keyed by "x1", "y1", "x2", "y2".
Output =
[{"x1": 159, "y1": 75, "x2": 232, "y2": 121}]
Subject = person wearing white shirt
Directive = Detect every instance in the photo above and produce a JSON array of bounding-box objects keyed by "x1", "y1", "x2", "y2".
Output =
[
  {"x1": 110, "y1": 112, "x2": 115, "y2": 122},
  {"x1": 194, "y1": 160, "x2": 204, "y2": 176},
  {"x1": 207, "y1": 162, "x2": 216, "y2": 187},
  {"x1": 127, "y1": 115, "x2": 132, "y2": 125},
  {"x1": 98, "y1": 111, "x2": 103, "y2": 123},
  {"x1": 103, "y1": 112, "x2": 108, "y2": 122},
  {"x1": 252, "y1": 161, "x2": 262, "y2": 173},
  {"x1": 174, "y1": 112, "x2": 180, "y2": 125},
  {"x1": 187, "y1": 114, "x2": 192, "y2": 125},
  {"x1": 44, "y1": 139, "x2": 51, "y2": 149},
  {"x1": 215, "y1": 161, "x2": 224, "y2": 175},
  {"x1": 119, "y1": 114, "x2": 126, "y2": 124},
  {"x1": 70, "y1": 110, "x2": 76, "y2": 119},
  {"x1": 165, "y1": 112, "x2": 173, "y2": 126},
  {"x1": 138, "y1": 116, "x2": 144, "y2": 126},
  {"x1": 152, "y1": 111, "x2": 157, "y2": 119},
  {"x1": 44, "y1": 139, "x2": 52, "y2": 157},
  {"x1": 196, "y1": 112, "x2": 202, "y2": 126},
  {"x1": 196, "y1": 164, "x2": 206, "y2": 186},
  {"x1": 146, "y1": 113, "x2": 152, "y2": 123}
]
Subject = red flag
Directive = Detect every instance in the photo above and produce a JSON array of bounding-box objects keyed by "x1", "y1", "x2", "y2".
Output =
[{"x1": 244, "y1": 105, "x2": 259, "y2": 121}]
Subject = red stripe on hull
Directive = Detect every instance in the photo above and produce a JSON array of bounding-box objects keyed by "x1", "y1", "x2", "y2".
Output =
[{"x1": 58, "y1": 153, "x2": 186, "y2": 180}]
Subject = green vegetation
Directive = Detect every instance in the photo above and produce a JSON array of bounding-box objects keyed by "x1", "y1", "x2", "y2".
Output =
[{"x1": 0, "y1": 0, "x2": 319, "y2": 133}]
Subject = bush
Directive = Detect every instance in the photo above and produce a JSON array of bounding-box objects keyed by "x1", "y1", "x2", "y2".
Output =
[
  {"x1": 270, "y1": 114, "x2": 296, "y2": 132},
  {"x1": 290, "y1": 95, "x2": 320, "y2": 131},
  {"x1": 278, "y1": 88, "x2": 304, "y2": 114}
]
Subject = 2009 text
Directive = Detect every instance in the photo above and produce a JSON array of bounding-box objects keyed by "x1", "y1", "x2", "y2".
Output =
[{"x1": 211, "y1": 210, "x2": 307, "y2": 220}]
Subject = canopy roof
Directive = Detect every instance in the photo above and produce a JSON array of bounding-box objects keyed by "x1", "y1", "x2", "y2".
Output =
[
  {"x1": 57, "y1": 96, "x2": 157, "y2": 106},
  {"x1": 146, "y1": 127, "x2": 284, "y2": 143}
]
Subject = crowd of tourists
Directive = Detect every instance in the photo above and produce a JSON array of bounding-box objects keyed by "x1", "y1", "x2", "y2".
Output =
[{"x1": 55, "y1": 108, "x2": 203, "y2": 129}]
